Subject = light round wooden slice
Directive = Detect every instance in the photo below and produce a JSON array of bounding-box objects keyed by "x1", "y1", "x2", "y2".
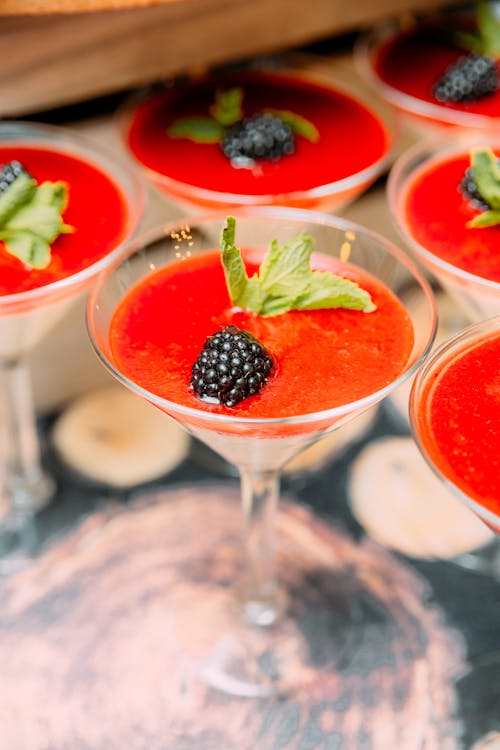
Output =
[
  {"x1": 349, "y1": 436, "x2": 493, "y2": 559},
  {"x1": 52, "y1": 384, "x2": 190, "y2": 487},
  {"x1": 472, "y1": 734, "x2": 500, "y2": 750}
]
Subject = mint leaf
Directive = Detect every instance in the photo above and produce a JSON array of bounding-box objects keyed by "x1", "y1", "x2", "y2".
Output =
[
  {"x1": 0, "y1": 230, "x2": 51, "y2": 269},
  {"x1": 221, "y1": 216, "x2": 265, "y2": 312},
  {"x1": 209, "y1": 87, "x2": 244, "y2": 127},
  {"x1": 471, "y1": 149, "x2": 500, "y2": 209},
  {"x1": 259, "y1": 234, "x2": 313, "y2": 296},
  {"x1": 264, "y1": 109, "x2": 319, "y2": 142},
  {"x1": 0, "y1": 177, "x2": 73, "y2": 268},
  {"x1": 220, "y1": 217, "x2": 375, "y2": 316},
  {"x1": 476, "y1": 0, "x2": 500, "y2": 56},
  {"x1": 294, "y1": 272, "x2": 376, "y2": 312},
  {"x1": 167, "y1": 116, "x2": 223, "y2": 143},
  {"x1": 0, "y1": 171, "x2": 36, "y2": 226},
  {"x1": 7, "y1": 204, "x2": 73, "y2": 243},
  {"x1": 467, "y1": 208, "x2": 500, "y2": 227},
  {"x1": 453, "y1": 0, "x2": 500, "y2": 56},
  {"x1": 465, "y1": 149, "x2": 500, "y2": 229},
  {"x1": 33, "y1": 180, "x2": 69, "y2": 212}
]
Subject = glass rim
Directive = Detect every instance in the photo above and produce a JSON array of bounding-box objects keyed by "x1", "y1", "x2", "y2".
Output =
[
  {"x1": 354, "y1": 22, "x2": 500, "y2": 129},
  {"x1": 387, "y1": 133, "x2": 500, "y2": 294},
  {"x1": 0, "y1": 119, "x2": 147, "y2": 311},
  {"x1": 409, "y1": 314, "x2": 500, "y2": 529},
  {"x1": 87, "y1": 204, "x2": 437, "y2": 429},
  {"x1": 117, "y1": 65, "x2": 399, "y2": 206}
]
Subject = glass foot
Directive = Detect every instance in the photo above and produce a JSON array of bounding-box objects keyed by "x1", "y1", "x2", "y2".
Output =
[
  {"x1": 201, "y1": 574, "x2": 359, "y2": 698},
  {"x1": 0, "y1": 472, "x2": 55, "y2": 573}
]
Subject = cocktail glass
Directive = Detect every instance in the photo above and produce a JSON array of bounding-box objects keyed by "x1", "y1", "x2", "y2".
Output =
[
  {"x1": 0, "y1": 121, "x2": 145, "y2": 550},
  {"x1": 355, "y1": 11, "x2": 500, "y2": 142},
  {"x1": 87, "y1": 206, "x2": 436, "y2": 697},
  {"x1": 410, "y1": 315, "x2": 500, "y2": 558},
  {"x1": 388, "y1": 132, "x2": 500, "y2": 323},
  {"x1": 387, "y1": 131, "x2": 500, "y2": 573},
  {"x1": 117, "y1": 66, "x2": 398, "y2": 213}
]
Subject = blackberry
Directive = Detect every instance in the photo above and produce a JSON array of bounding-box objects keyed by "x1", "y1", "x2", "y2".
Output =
[
  {"x1": 0, "y1": 160, "x2": 30, "y2": 195},
  {"x1": 459, "y1": 166, "x2": 492, "y2": 211},
  {"x1": 433, "y1": 54, "x2": 498, "y2": 104},
  {"x1": 221, "y1": 113, "x2": 295, "y2": 162},
  {"x1": 191, "y1": 325, "x2": 274, "y2": 407}
]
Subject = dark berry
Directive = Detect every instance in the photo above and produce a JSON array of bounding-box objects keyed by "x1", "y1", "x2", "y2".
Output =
[
  {"x1": 433, "y1": 54, "x2": 498, "y2": 104},
  {"x1": 0, "y1": 160, "x2": 31, "y2": 196},
  {"x1": 459, "y1": 166, "x2": 492, "y2": 211},
  {"x1": 191, "y1": 325, "x2": 274, "y2": 406},
  {"x1": 221, "y1": 113, "x2": 295, "y2": 162}
]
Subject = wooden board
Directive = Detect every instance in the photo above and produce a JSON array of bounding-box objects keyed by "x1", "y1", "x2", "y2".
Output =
[{"x1": 0, "y1": 0, "x2": 445, "y2": 115}]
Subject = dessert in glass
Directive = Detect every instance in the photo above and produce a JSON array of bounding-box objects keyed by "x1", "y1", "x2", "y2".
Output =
[
  {"x1": 388, "y1": 131, "x2": 500, "y2": 574},
  {"x1": 356, "y1": 2, "x2": 500, "y2": 139},
  {"x1": 87, "y1": 206, "x2": 436, "y2": 697},
  {"x1": 0, "y1": 121, "x2": 145, "y2": 546},
  {"x1": 410, "y1": 316, "x2": 500, "y2": 556},
  {"x1": 388, "y1": 132, "x2": 500, "y2": 322},
  {"x1": 119, "y1": 66, "x2": 397, "y2": 212}
]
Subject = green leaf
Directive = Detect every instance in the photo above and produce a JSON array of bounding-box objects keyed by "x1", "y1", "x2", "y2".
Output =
[
  {"x1": 294, "y1": 272, "x2": 376, "y2": 312},
  {"x1": 0, "y1": 172, "x2": 36, "y2": 226},
  {"x1": 263, "y1": 109, "x2": 320, "y2": 142},
  {"x1": 476, "y1": 0, "x2": 500, "y2": 56},
  {"x1": 470, "y1": 148, "x2": 500, "y2": 211},
  {"x1": 33, "y1": 180, "x2": 69, "y2": 212},
  {"x1": 7, "y1": 204, "x2": 68, "y2": 243},
  {"x1": 0, "y1": 230, "x2": 51, "y2": 269},
  {"x1": 453, "y1": 30, "x2": 486, "y2": 55},
  {"x1": 0, "y1": 178, "x2": 73, "y2": 268},
  {"x1": 467, "y1": 208, "x2": 500, "y2": 227},
  {"x1": 452, "y1": 0, "x2": 500, "y2": 56},
  {"x1": 259, "y1": 234, "x2": 313, "y2": 297},
  {"x1": 209, "y1": 87, "x2": 244, "y2": 127},
  {"x1": 219, "y1": 217, "x2": 375, "y2": 317},
  {"x1": 167, "y1": 116, "x2": 224, "y2": 143}
]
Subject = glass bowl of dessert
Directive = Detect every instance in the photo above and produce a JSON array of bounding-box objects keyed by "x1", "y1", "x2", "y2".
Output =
[
  {"x1": 387, "y1": 130, "x2": 500, "y2": 322},
  {"x1": 87, "y1": 206, "x2": 436, "y2": 697},
  {"x1": 118, "y1": 65, "x2": 398, "y2": 212},
  {"x1": 0, "y1": 120, "x2": 145, "y2": 554},
  {"x1": 410, "y1": 314, "x2": 500, "y2": 535},
  {"x1": 355, "y1": 2, "x2": 500, "y2": 140}
]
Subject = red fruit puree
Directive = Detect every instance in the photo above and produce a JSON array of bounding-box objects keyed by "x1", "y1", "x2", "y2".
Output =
[
  {"x1": 417, "y1": 332, "x2": 500, "y2": 516},
  {"x1": 109, "y1": 248, "x2": 414, "y2": 419},
  {"x1": 0, "y1": 145, "x2": 129, "y2": 296}
]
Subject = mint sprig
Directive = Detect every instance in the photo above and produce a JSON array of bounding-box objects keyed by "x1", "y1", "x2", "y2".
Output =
[
  {"x1": 167, "y1": 86, "x2": 319, "y2": 146},
  {"x1": 0, "y1": 175, "x2": 74, "y2": 269},
  {"x1": 466, "y1": 148, "x2": 500, "y2": 228},
  {"x1": 221, "y1": 217, "x2": 375, "y2": 316},
  {"x1": 453, "y1": 0, "x2": 500, "y2": 57}
]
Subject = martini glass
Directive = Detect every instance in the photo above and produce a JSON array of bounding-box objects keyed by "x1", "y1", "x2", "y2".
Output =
[
  {"x1": 410, "y1": 315, "x2": 500, "y2": 563},
  {"x1": 0, "y1": 121, "x2": 145, "y2": 554},
  {"x1": 355, "y1": 9, "x2": 500, "y2": 142},
  {"x1": 386, "y1": 131, "x2": 500, "y2": 574},
  {"x1": 388, "y1": 131, "x2": 500, "y2": 323},
  {"x1": 87, "y1": 206, "x2": 436, "y2": 697},
  {"x1": 411, "y1": 321, "x2": 500, "y2": 744},
  {"x1": 117, "y1": 65, "x2": 398, "y2": 213}
]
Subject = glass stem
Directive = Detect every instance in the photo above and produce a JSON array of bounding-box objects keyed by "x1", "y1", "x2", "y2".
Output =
[
  {"x1": 239, "y1": 467, "x2": 283, "y2": 628},
  {"x1": 0, "y1": 359, "x2": 53, "y2": 515}
]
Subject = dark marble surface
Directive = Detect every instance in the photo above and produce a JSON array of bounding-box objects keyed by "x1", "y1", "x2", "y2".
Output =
[{"x1": 0, "y1": 402, "x2": 494, "y2": 748}]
